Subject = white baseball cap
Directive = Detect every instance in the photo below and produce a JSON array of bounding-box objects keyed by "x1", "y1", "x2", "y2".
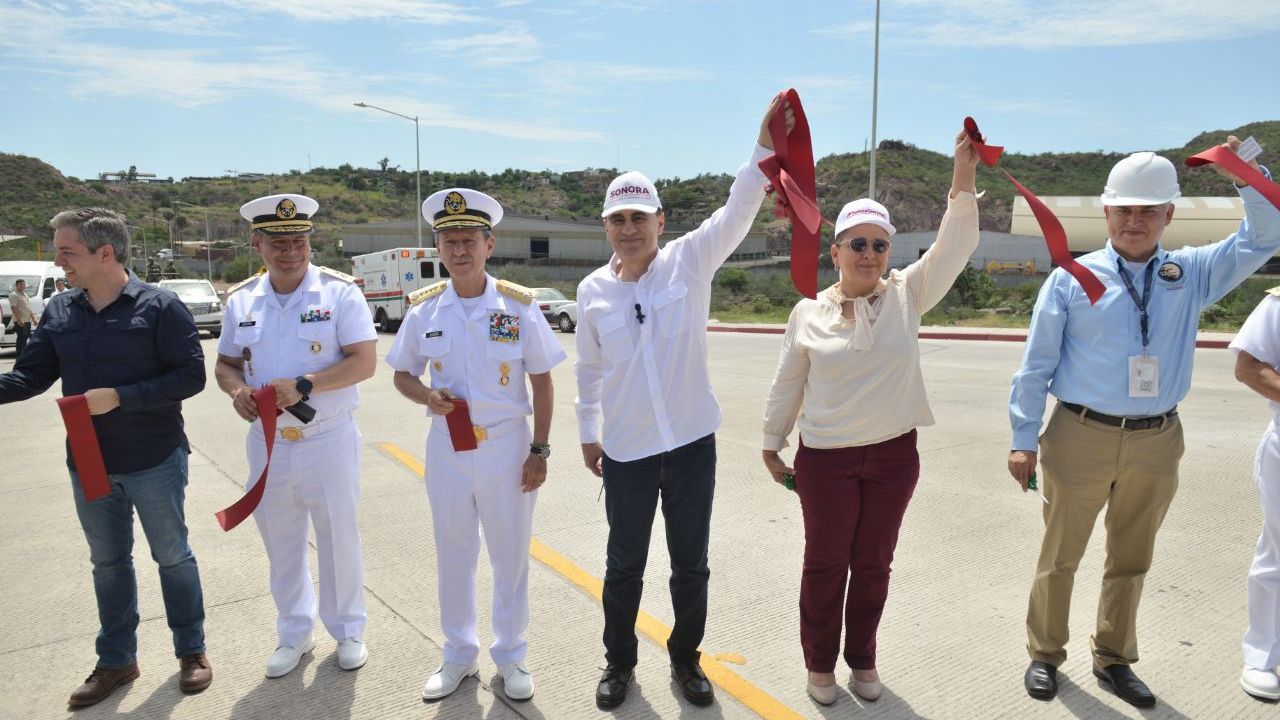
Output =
[
  {"x1": 833, "y1": 198, "x2": 896, "y2": 240},
  {"x1": 1101, "y1": 152, "x2": 1181, "y2": 206},
  {"x1": 601, "y1": 171, "x2": 662, "y2": 217}
]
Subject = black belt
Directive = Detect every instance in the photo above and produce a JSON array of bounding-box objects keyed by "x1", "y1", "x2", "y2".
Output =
[{"x1": 1060, "y1": 402, "x2": 1177, "y2": 431}]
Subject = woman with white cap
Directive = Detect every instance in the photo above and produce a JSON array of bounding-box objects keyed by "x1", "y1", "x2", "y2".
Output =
[{"x1": 760, "y1": 129, "x2": 979, "y2": 705}]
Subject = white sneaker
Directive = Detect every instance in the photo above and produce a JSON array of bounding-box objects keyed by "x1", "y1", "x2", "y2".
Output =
[
  {"x1": 498, "y1": 661, "x2": 534, "y2": 700},
  {"x1": 422, "y1": 661, "x2": 479, "y2": 700},
  {"x1": 1241, "y1": 666, "x2": 1280, "y2": 700},
  {"x1": 337, "y1": 638, "x2": 367, "y2": 671},
  {"x1": 265, "y1": 636, "x2": 315, "y2": 678}
]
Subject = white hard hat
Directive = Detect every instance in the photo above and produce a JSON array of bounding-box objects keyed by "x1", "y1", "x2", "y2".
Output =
[{"x1": 1100, "y1": 152, "x2": 1181, "y2": 206}]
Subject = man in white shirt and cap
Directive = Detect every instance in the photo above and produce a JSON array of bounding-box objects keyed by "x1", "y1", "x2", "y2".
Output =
[
  {"x1": 576, "y1": 96, "x2": 793, "y2": 709},
  {"x1": 213, "y1": 193, "x2": 377, "y2": 678},
  {"x1": 387, "y1": 188, "x2": 565, "y2": 702}
]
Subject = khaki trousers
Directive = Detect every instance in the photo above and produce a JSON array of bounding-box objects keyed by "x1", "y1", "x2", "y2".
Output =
[{"x1": 1026, "y1": 403, "x2": 1184, "y2": 668}]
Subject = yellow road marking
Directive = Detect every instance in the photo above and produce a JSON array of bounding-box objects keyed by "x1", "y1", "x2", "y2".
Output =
[{"x1": 378, "y1": 441, "x2": 804, "y2": 720}]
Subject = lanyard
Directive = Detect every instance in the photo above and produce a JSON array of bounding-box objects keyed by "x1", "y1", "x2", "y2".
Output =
[{"x1": 1116, "y1": 257, "x2": 1156, "y2": 351}]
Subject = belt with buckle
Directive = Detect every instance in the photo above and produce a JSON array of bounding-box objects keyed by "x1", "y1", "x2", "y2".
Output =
[{"x1": 1060, "y1": 401, "x2": 1177, "y2": 430}]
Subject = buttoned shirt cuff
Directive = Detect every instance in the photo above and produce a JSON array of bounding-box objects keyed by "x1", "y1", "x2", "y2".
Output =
[
  {"x1": 579, "y1": 424, "x2": 600, "y2": 445},
  {"x1": 115, "y1": 383, "x2": 142, "y2": 410},
  {"x1": 1239, "y1": 164, "x2": 1274, "y2": 194},
  {"x1": 1011, "y1": 428, "x2": 1040, "y2": 453},
  {"x1": 762, "y1": 432, "x2": 789, "y2": 452},
  {"x1": 748, "y1": 143, "x2": 771, "y2": 181}
]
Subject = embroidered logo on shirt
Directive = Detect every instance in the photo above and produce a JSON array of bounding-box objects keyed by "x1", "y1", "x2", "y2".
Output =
[
  {"x1": 1158, "y1": 261, "x2": 1183, "y2": 282},
  {"x1": 300, "y1": 308, "x2": 332, "y2": 323},
  {"x1": 489, "y1": 312, "x2": 520, "y2": 343},
  {"x1": 424, "y1": 330, "x2": 443, "y2": 338}
]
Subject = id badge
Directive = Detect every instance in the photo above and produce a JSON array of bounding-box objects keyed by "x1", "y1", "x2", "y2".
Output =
[{"x1": 1128, "y1": 355, "x2": 1159, "y2": 397}]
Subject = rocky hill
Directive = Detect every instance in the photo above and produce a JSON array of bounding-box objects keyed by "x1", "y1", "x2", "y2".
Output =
[{"x1": 2, "y1": 120, "x2": 1276, "y2": 253}]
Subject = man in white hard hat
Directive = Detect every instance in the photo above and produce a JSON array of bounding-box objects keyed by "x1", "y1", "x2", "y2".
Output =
[
  {"x1": 214, "y1": 193, "x2": 377, "y2": 678},
  {"x1": 576, "y1": 95, "x2": 793, "y2": 710},
  {"x1": 1009, "y1": 140, "x2": 1280, "y2": 707},
  {"x1": 386, "y1": 188, "x2": 565, "y2": 702}
]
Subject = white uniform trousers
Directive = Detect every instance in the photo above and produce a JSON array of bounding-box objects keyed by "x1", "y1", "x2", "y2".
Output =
[
  {"x1": 425, "y1": 417, "x2": 536, "y2": 666},
  {"x1": 1246, "y1": 420, "x2": 1280, "y2": 669},
  {"x1": 248, "y1": 413, "x2": 367, "y2": 647}
]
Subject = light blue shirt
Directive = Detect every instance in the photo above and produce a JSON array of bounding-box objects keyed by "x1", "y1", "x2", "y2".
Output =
[{"x1": 1010, "y1": 172, "x2": 1280, "y2": 451}]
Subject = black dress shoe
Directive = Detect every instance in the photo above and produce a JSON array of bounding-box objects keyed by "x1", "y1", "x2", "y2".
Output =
[
  {"x1": 1024, "y1": 660, "x2": 1058, "y2": 700},
  {"x1": 672, "y1": 661, "x2": 714, "y2": 706},
  {"x1": 596, "y1": 665, "x2": 633, "y2": 709},
  {"x1": 1093, "y1": 664, "x2": 1156, "y2": 708}
]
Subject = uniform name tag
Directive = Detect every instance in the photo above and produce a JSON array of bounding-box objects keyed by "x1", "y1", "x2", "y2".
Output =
[
  {"x1": 1129, "y1": 355, "x2": 1159, "y2": 398},
  {"x1": 238, "y1": 320, "x2": 257, "y2": 327},
  {"x1": 424, "y1": 330, "x2": 443, "y2": 338},
  {"x1": 489, "y1": 312, "x2": 520, "y2": 343},
  {"x1": 300, "y1": 309, "x2": 332, "y2": 323}
]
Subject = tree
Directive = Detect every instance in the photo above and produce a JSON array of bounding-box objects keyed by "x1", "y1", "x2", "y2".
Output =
[
  {"x1": 126, "y1": 165, "x2": 138, "y2": 182},
  {"x1": 378, "y1": 157, "x2": 390, "y2": 173}
]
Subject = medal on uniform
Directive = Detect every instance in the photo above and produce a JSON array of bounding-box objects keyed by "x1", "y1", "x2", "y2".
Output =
[
  {"x1": 499, "y1": 361, "x2": 511, "y2": 387},
  {"x1": 242, "y1": 347, "x2": 253, "y2": 375},
  {"x1": 433, "y1": 361, "x2": 443, "y2": 372},
  {"x1": 311, "y1": 341, "x2": 322, "y2": 354}
]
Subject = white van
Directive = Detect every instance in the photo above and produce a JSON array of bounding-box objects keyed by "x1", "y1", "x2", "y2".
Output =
[
  {"x1": 352, "y1": 247, "x2": 449, "y2": 332},
  {"x1": 1, "y1": 261, "x2": 65, "y2": 349}
]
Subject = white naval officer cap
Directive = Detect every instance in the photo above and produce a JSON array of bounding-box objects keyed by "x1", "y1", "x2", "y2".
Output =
[
  {"x1": 240, "y1": 194, "x2": 319, "y2": 235},
  {"x1": 422, "y1": 188, "x2": 504, "y2": 230},
  {"x1": 833, "y1": 198, "x2": 896, "y2": 240},
  {"x1": 602, "y1": 171, "x2": 662, "y2": 217}
]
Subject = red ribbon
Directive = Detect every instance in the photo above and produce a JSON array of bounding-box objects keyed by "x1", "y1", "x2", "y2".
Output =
[
  {"x1": 1185, "y1": 145, "x2": 1280, "y2": 210},
  {"x1": 759, "y1": 89, "x2": 822, "y2": 299},
  {"x1": 56, "y1": 395, "x2": 111, "y2": 502},
  {"x1": 215, "y1": 387, "x2": 279, "y2": 531},
  {"x1": 964, "y1": 117, "x2": 1106, "y2": 304}
]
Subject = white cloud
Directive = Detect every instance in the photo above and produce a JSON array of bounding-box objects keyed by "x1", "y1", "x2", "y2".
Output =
[
  {"x1": 421, "y1": 27, "x2": 542, "y2": 66},
  {"x1": 216, "y1": 0, "x2": 467, "y2": 24}
]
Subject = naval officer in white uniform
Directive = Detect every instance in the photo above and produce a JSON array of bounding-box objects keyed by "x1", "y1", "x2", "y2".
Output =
[
  {"x1": 386, "y1": 188, "x2": 565, "y2": 702},
  {"x1": 214, "y1": 193, "x2": 377, "y2": 678}
]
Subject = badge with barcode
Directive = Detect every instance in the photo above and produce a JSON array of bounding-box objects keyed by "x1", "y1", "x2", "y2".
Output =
[
  {"x1": 1129, "y1": 355, "x2": 1159, "y2": 398},
  {"x1": 1238, "y1": 136, "x2": 1263, "y2": 163}
]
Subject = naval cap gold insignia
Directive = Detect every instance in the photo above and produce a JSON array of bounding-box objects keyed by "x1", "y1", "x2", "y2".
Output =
[
  {"x1": 444, "y1": 191, "x2": 466, "y2": 215},
  {"x1": 276, "y1": 198, "x2": 297, "y2": 219}
]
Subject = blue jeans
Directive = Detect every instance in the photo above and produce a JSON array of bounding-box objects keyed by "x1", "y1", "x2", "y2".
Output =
[
  {"x1": 601, "y1": 434, "x2": 716, "y2": 669},
  {"x1": 71, "y1": 446, "x2": 206, "y2": 668}
]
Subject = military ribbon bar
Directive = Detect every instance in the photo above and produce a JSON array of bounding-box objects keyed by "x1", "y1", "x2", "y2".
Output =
[
  {"x1": 56, "y1": 395, "x2": 111, "y2": 502},
  {"x1": 964, "y1": 117, "x2": 1106, "y2": 304},
  {"x1": 759, "y1": 88, "x2": 823, "y2": 299},
  {"x1": 1185, "y1": 145, "x2": 1280, "y2": 211},
  {"x1": 215, "y1": 386, "x2": 279, "y2": 531}
]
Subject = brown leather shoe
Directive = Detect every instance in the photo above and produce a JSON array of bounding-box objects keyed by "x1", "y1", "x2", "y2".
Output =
[
  {"x1": 179, "y1": 653, "x2": 213, "y2": 693},
  {"x1": 68, "y1": 663, "x2": 140, "y2": 707}
]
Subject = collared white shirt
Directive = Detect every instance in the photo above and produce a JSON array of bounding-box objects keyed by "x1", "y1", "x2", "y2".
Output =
[
  {"x1": 1231, "y1": 293, "x2": 1280, "y2": 427},
  {"x1": 575, "y1": 144, "x2": 770, "y2": 462},
  {"x1": 217, "y1": 264, "x2": 376, "y2": 426},
  {"x1": 386, "y1": 273, "x2": 566, "y2": 427}
]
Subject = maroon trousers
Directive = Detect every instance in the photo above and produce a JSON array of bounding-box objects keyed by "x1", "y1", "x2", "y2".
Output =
[{"x1": 794, "y1": 430, "x2": 919, "y2": 672}]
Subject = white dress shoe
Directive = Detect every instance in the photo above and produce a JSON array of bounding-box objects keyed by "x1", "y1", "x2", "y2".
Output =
[
  {"x1": 265, "y1": 636, "x2": 315, "y2": 678},
  {"x1": 1241, "y1": 666, "x2": 1280, "y2": 700},
  {"x1": 422, "y1": 661, "x2": 479, "y2": 700},
  {"x1": 852, "y1": 671, "x2": 882, "y2": 701},
  {"x1": 337, "y1": 638, "x2": 367, "y2": 671},
  {"x1": 806, "y1": 674, "x2": 837, "y2": 705},
  {"x1": 498, "y1": 661, "x2": 534, "y2": 700}
]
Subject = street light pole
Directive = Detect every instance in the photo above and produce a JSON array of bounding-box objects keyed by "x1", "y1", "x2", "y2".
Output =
[
  {"x1": 354, "y1": 102, "x2": 423, "y2": 248},
  {"x1": 869, "y1": 0, "x2": 881, "y2": 200}
]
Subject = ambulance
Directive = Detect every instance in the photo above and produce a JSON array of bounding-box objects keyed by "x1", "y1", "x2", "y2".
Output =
[{"x1": 351, "y1": 247, "x2": 450, "y2": 332}]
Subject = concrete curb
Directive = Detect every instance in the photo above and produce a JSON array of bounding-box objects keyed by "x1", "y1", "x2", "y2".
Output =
[{"x1": 705, "y1": 324, "x2": 1234, "y2": 349}]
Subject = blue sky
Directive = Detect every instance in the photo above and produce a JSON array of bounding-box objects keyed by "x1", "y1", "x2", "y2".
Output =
[{"x1": 1, "y1": 0, "x2": 1277, "y2": 183}]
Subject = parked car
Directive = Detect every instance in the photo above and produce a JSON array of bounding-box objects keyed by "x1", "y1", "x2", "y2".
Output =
[
  {"x1": 532, "y1": 287, "x2": 574, "y2": 324},
  {"x1": 551, "y1": 301, "x2": 577, "y2": 333},
  {"x1": 157, "y1": 279, "x2": 224, "y2": 338}
]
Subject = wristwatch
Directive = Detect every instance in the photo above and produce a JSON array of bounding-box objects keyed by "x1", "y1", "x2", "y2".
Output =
[
  {"x1": 294, "y1": 375, "x2": 313, "y2": 400},
  {"x1": 530, "y1": 443, "x2": 551, "y2": 459}
]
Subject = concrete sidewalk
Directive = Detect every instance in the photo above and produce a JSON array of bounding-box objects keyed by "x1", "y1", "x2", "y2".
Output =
[
  {"x1": 707, "y1": 321, "x2": 1239, "y2": 348},
  {"x1": 0, "y1": 332, "x2": 1272, "y2": 719}
]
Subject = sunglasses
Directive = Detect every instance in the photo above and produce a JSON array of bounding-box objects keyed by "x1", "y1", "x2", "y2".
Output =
[{"x1": 839, "y1": 237, "x2": 891, "y2": 254}]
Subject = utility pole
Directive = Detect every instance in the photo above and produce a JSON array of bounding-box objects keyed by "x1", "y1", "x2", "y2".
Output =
[{"x1": 869, "y1": 0, "x2": 881, "y2": 200}]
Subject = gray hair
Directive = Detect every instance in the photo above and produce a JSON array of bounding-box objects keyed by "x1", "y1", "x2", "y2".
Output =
[
  {"x1": 432, "y1": 228, "x2": 494, "y2": 242},
  {"x1": 49, "y1": 207, "x2": 130, "y2": 262}
]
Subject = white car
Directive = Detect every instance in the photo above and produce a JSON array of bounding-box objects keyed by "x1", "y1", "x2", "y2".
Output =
[
  {"x1": 550, "y1": 301, "x2": 577, "y2": 333},
  {"x1": 0, "y1": 260, "x2": 63, "y2": 349},
  {"x1": 158, "y1": 279, "x2": 224, "y2": 338},
  {"x1": 532, "y1": 288, "x2": 574, "y2": 322}
]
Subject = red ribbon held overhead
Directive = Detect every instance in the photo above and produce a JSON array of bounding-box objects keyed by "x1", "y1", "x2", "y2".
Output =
[
  {"x1": 964, "y1": 117, "x2": 1106, "y2": 305},
  {"x1": 215, "y1": 386, "x2": 279, "y2": 531},
  {"x1": 1186, "y1": 145, "x2": 1280, "y2": 211},
  {"x1": 759, "y1": 89, "x2": 822, "y2": 299},
  {"x1": 56, "y1": 395, "x2": 111, "y2": 502}
]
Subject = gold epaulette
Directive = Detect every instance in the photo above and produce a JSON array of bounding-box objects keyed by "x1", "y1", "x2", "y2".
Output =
[
  {"x1": 496, "y1": 279, "x2": 535, "y2": 305},
  {"x1": 319, "y1": 266, "x2": 357, "y2": 283},
  {"x1": 226, "y1": 267, "x2": 267, "y2": 295},
  {"x1": 1267, "y1": 285, "x2": 1280, "y2": 297},
  {"x1": 409, "y1": 281, "x2": 448, "y2": 306}
]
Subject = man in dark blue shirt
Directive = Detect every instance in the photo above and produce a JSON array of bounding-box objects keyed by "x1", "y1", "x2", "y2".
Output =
[{"x1": 0, "y1": 207, "x2": 212, "y2": 707}]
